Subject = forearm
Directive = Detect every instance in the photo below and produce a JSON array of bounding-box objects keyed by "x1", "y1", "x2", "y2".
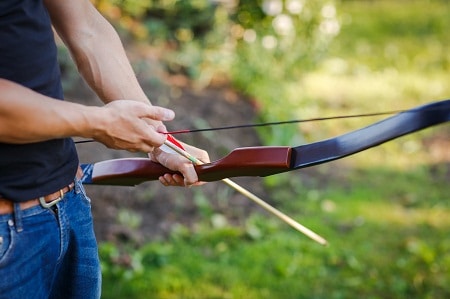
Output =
[
  {"x1": 66, "y1": 23, "x2": 148, "y2": 103},
  {"x1": 0, "y1": 79, "x2": 96, "y2": 143},
  {"x1": 47, "y1": 0, "x2": 149, "y2": 104}
]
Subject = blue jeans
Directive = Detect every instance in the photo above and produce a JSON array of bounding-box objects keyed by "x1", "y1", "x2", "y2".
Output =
[{"x1": 0, "y1": 179, "x2": 101, "y2": 299}]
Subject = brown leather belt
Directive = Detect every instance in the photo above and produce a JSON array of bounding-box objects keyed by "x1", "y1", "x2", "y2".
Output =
[
  {"x1": 0, "y1": 168, "x2": 83, "y2": 215},
  {"x1": 0, "y1": 182, "x2": 75, "y2": 215}
]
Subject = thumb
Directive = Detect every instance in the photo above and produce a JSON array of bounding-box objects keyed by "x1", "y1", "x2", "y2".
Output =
[{"x1": 139, "y1": 104, "x2": 175, "y2": 122}]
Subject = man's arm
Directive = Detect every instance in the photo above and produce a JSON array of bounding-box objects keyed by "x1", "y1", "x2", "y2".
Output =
[
  {"x1": 0, "y1": 79, "x2": 173, "y2": 151},
  {"x1": 0, "y1": 78, "x2": 201, "y2": 185},
  {"x1": 44, "y1": 0, "x2": 150, "y2": 104},
  {"x1": 43, "y1": 0, "x2": 209, "y2": 186}
]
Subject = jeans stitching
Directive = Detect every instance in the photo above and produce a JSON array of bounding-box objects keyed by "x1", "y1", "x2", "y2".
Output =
[{"x1": 0, "y1": 220, "x2": 16, "y2": 266}]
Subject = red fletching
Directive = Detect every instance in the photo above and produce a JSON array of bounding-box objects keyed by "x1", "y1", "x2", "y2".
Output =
[{"x1": 166, "y1": 134, "x2": 185, "y2": 150}]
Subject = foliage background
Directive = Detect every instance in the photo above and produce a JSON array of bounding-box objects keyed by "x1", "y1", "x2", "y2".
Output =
[{"x1": 61, "y1": 0, "x2": 450, "y2": 298}]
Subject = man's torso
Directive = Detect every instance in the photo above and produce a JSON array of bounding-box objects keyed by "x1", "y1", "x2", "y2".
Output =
[{"x1": 0, "y1": 0, "x2": 79, "y2": 202}]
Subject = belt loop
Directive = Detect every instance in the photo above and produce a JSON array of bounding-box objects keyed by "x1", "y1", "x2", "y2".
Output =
[{"x1": 13, "y1": 202, "x2": 24, "y2": 233}]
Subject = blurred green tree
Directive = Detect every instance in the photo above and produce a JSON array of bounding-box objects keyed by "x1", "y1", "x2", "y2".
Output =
[{"x1": 92, "y1": 0, "x2": 338, "y2": 145}]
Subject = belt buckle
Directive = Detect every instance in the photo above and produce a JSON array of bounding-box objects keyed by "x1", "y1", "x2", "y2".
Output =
[{"x1": 38, "y1": 189, "x2": 65, "y2": 209}]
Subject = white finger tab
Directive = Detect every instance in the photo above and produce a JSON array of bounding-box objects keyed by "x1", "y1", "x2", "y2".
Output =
[{"x1": 159, "y1": 143, "x2": 178, "y2": 154}]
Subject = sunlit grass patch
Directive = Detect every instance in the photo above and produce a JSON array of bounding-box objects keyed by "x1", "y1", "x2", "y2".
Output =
[
  {"x1": 355, "y1": 201, "x2": 450, "y2": 228},
  {"x1": 284, "y1": 65, "x2": 449, "y2": 134}
]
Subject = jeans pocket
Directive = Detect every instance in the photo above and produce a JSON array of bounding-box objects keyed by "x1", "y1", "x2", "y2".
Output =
[
  {"x1": 0, "y1": 220, "x2": 15, "y2": 266},
  {"x1": 75, "y1": 179, "x2": 91, "y2": 204}
]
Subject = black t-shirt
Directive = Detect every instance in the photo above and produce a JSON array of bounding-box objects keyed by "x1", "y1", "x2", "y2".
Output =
[{"x1": 0, "y1": 0, "x2": 79, "y2": 202}]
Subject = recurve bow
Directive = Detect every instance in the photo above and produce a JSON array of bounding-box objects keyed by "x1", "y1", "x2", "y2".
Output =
[{"x1": 80, "y1": 99, "x2": 450, "y2": 186}]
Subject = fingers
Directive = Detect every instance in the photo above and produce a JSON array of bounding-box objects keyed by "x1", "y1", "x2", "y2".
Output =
[
  {"x1": 178, "y1": 142, "x2": 210, "y2": 163},
  {"x1": 104, "y1": 100, "x2": 174, "y2": 120},
  {"x1": 151, "y1": 148, "x2": 199, "y2": 186},
  {"x1": 150, "y1": 144, "x2": 209, "y2": 187},
  {"x1": 159, "y1": 173, "x2": 185, "y2": 187},
  {"x1": 133, "y1": 102, "x2": 175, "y2": 122},
  {"x1": 93, "y1": 100, "x2": 209, "y2": 188},
  {"x1": 93, "y1": 101, "x2": 175, "y2": 152}
]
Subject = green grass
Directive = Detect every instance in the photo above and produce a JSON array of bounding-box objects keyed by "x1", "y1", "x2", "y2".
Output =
[
  {"x1": 330, "y1": 0, "x2": 450, "y2": 72},
  {"x1": 100, "y1": 1, "x2": 450, "y2": 298},
  {"x1": 100, "y1": 164, "x2": 449, "y2": 298}
]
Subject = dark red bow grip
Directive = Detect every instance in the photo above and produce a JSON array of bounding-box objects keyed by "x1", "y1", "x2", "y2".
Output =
[{"x1": 86, "y1": 146, "x2": 292, "y2": 185}]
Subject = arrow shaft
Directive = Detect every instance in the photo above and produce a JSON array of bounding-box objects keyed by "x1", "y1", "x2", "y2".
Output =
[{"x1": 163, "y1": 139, "x2": 328, "y2": 245}]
